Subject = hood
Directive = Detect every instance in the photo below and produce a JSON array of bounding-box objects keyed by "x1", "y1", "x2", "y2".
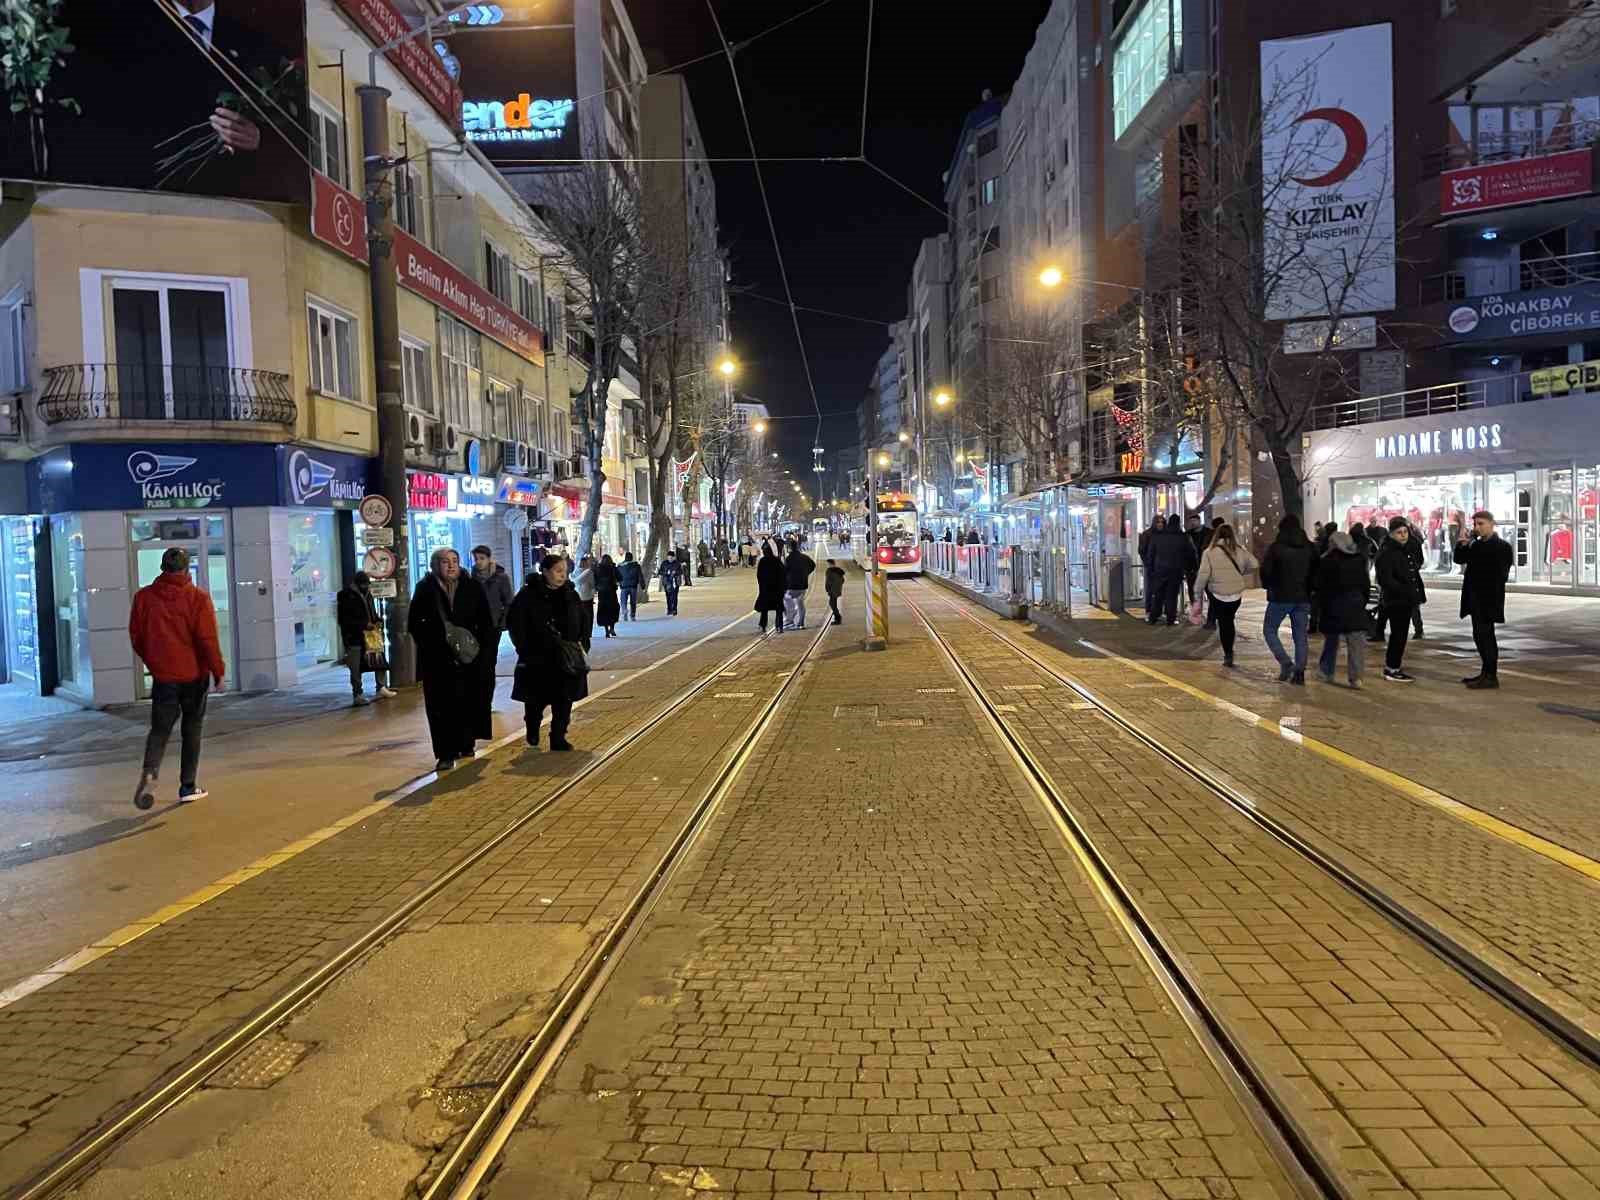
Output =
[
  {"x1": 1327, "y1": 530, "x2": 1357, "y2": 555},
  {"x1": 1275, "y1": 527, "x2": 1310, "y2": 547},
  {"x1": 153, "y1": 570, "x2": 194, "y2": 591}
]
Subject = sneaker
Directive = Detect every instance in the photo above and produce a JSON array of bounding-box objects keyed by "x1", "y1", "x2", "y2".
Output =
[
  {"x1": 525, "y1": 731, "x2": 540, "y2": 748},
  {"x1": 436, "y1": 758, "x2": 456, "y2": 772},
  {"x1": 1382, "y1": 669, "x2": 1414, "y2": 683},
  {"x1": 377, "y1": 687, "x2": 397, "y2": 699},
  {"x1": 133, "y1": 771, "x2": 157, "y2": 811},
  {"x1": 1461, "y1": 673, "x2": 1483, "y2": 685},
  {"x1": 1277, "y1": 663, "x2": 1293, "y2": 682},
  {"x1": 1291, "y1": 670, "x2": 1305, "y2": 686},
  {"x1": 1464, "y1": 675, "x2": 1499, "y2": 689},
  {"x1": 549, "y1": 736, "x2": 573, "y2": 752},
  {"x1": 352, "y1": 694, "x2": 370, "y2": 707},
  {"x1": 1349, "y1": 678, "x2": 1362, "y2": 690},
  {"x1": 1317, "y1": 671, "x2": 1334, "y2": 684},
  {"x1": 178, "y1": 784, "x2": 208, "y2": 803}
]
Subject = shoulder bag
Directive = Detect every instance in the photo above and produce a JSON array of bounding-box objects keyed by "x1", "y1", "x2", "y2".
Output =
[
  {"x1": 433, "y1": 587, "x2": 480, "y2": 666},
  {"x1": 550, "y1": 620, "x2": 589, "y2": 677}
]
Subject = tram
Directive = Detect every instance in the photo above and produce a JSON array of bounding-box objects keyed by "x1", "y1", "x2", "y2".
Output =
[{"x1": 872, "y1": 492, "x2": 922, "y2": 575}]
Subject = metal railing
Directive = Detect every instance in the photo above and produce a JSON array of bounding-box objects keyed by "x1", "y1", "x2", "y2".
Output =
[
  {"x1": 38, "y1": 364, "x2": 296, "y2": 425},
  {"x1": 1425, "y1": 117, "x2": 1600, "y2": 176},
  {"x1": 1421, "y1": 250, "x2": 1600, "y2": 305},
  {"x1": 1308, "y1": 378, "x2": 1506, "y2": 430},
  {"x1": 924, "y1": 539, "x2": 1030, "y2": 604}
]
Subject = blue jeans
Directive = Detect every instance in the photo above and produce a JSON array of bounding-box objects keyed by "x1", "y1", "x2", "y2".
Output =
[{"x1": 1264, "y1": 601, "x2": 1311, "y2": 671}]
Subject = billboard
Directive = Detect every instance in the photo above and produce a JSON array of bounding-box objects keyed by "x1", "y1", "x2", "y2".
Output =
[
  {"x1": 451, "y1": 8, "x2": 579, "y2": 166},
  {"x1": 0, "y1": 1, "x2": 309, "y2": 203},
  {"x1": 1440, "y1": 149, "x2": 1594, "y2": 216},
  {"x1": 1260, "y1": 23, "x2": 1395, "y2": 321}
]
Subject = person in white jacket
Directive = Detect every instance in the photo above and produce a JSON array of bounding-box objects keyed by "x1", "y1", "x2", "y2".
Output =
[{"x1": 1192, "y1": 523, "x2": 1257, "y2": 668}]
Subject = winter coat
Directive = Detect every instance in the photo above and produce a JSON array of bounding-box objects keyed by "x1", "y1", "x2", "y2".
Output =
[
  {"x1": 1194, "y1": 543, "x2": 1258, "y2": 602},
  {"x1": 617, "y1": 560, "x2": 643, "y2": 589},
  {"x1": 407, "y1": 573, "x2": 496, "y2": 681},
  {"x1": 1259, "y1": 529, "x2": 1317, "y2": 604},
  {"x1": 593, "y1": 561, "x2": 621, "y2": 626},
  {"x1": 754, "y1": 554, "x2": 786, "y2": 613},
  {"x1": 659, "y1": 558, "x2": 684, "y2": 590},
  {"x1": 1374, "y1": 536, "x2": 1427, "y2": 610},
  {"x1": 1146, "y1": 529, "x2": 1197, "y2": 576},
  {"x1": 824, "y1": 565, "x2": 846, "y2": 597},
  {"x1": 336, "y1": 585, "x2": 381, "y2": 649},
  {"x1": 474, "y1": 563, "x2": 515, "y2": 629},
  {"x1": 507, "y1": 577, "x2": 590, "y2": 704},
  {"x1": 785, "y1": 550, "x2": 816, "y2": 591},
  {"x1": 1186, "y1": 527, "x2": 1209, "y2": 565},
  {"x1": 1315, "y1": 548, "x2": 1372, "y2": 634},
  {"x1": 129, "y1": 570, "x2": 226, "y2": 685},
  {"x1": 1454, "y1": 535, "x2": 1513, "y2": 622}
]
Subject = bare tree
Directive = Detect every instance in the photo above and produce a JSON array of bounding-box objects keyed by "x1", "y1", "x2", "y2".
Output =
[
  {"x1": 986, "y1": 296, "x2": 1082, "y2": 491},
  {"x1": 698, "y1": 401, "x2": 747, "y2": 547},
  {"x1": 535, "y1": 162, "x2": 650, "y2": 559}
]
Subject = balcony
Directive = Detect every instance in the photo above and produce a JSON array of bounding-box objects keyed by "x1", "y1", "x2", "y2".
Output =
[
  {"x1": 1308, "y1": 378, "x2": 1512, "y2": 431},
  {"x1": 1421, "y1": 249, "x2": 1600, "y2": 305},
  {"x1": 39, "y1": 364, "x2": 297, "y2": 426}
]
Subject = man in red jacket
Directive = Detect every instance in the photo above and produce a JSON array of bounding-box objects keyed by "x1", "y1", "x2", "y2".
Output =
[{"x1": 129, "y1": 548, "x2": 226, "y2": 809}]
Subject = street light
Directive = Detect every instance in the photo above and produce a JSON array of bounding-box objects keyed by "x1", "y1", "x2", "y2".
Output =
[
  {"x1": 876, "y1": 452, "x2": 891, "y2": 468},
  {"x1": 1039, "y1": 265, "x2": 1064, "y2": 289},
  {"x1": 897, "y1": 431, "x2": 909, "y2": 444},
  {"x1": 717, "y1": 356, "x2": 738, "y2": 378},
  {"x1": 933, "y1": 389, "x2": 953, "y2": 408},
  {"x1": 752, "y1": 419, "x2": 767, "y2": 433}
]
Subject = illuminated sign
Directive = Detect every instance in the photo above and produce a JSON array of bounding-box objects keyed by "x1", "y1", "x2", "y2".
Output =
[
  {"x1": 498, "y1": 475, "x2": 543, "y2": 506},
  {"x1": 458, "y1": 474, "x2": 496, "y2": 498},
  {"x1": 1374, "y1": 422, "x2": 1502, "y2": 460},
  {"x1": 463, "y1": 95, "x2": 575, "y2": 144},
  {"x1": 1531, "y1": 358, "x2": 1600, "y2": 396},
  {"x1": 407, "y1": 471, "x2": 449, "y2": 511}
]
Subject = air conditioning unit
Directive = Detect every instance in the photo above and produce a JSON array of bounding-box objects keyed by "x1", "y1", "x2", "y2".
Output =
[
  {"x1": 405, "y1": 411, "x2": 427, "y2": 448},
  {"x1": 432, "y1": 422, "x2": 462, "y2": 454},
  {"x1": 500, "y1": 438, "x2": 529, "y2": 474}
]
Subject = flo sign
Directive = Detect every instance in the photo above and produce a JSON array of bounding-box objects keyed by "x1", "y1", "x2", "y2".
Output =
[{"x1": 1445, "y1": 281, "x2": 1600, "y2": 341}]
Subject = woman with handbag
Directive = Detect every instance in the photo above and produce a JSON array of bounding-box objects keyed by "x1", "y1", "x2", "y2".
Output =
[
  {"x1": 407, "y1": 548, "x2": 497, "y2": 770},
  {"x1": 1192, "y1": 524, "x2": 1257, "y2": 669},
  {"x1": 508, "y1": 554, "x2": 590, "y2": 751},
  {"x1": 337, "y1": 572, "x2": 396, "y2": 706},
  {"x1": 593, "y1": 553, "x2": 621, "y2": 639}
]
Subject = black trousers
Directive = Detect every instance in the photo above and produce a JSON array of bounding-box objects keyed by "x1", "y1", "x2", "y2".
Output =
[
  {"x1": 143, "y1": 677, "x2": 209, "y2": 787},
  {"x1": 1384, "y1": 604, "x2": 1413, "y2": 670},
  {"x1": 526, "y1": 697, "x2": 573, "y2": 740},
  {"x1": 1148, "y1": 570, "x2": 1182, "y2": 624},
  {"x1": 422, "y1": 670, "x2": 474, "y2": 759},
  {"x1": 828, "y1": 595, "x2": 842, "y2": 623},
  {"x1": 1373, "y1": 604, "x2": 1424, "y2": 640},
  {"x1": 1213, "y1": 598, "x2": 1241, "y2": 658},
  {"x1": 664, "y1": 585, "x2": 680, "y2": 614},
  {"x1": 1472, "y1": 613, "x2": 1499, "y2": 675}
]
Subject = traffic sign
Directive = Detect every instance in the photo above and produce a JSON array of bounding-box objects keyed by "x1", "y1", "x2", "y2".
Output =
[
  {"x1": 448, "y1": 4, "x2": 503, "y2": 24},
  {"x1": 368, "y1": 579, "x2": 398, "y2": 599},
  {"x1": 361, "y1": 525, "x2": 396, "y2": 548},
  {"x1": 362, "y1": 547, "x2": 396, "y2": 580},
  {"x1": 359, "y1": 494, "x2": 393, "y2": 527}
]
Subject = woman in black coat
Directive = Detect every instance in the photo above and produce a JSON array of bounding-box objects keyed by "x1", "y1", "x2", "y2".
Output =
[
  {"x1": 754, "y1": 540, "x2": 787, "y2": 632},
  {"x1": 406, "y1": 548, "x2": 497, "y2": 770},
  {"x1": 507, "y1": 554, "x2": 590, "y2": 751},
  {"x1": 1313, "y1": 530, "x2": 1371, "y2": 687},
  {"x1": 593, "y1": 553, "x2": 621, "y2": 638}
]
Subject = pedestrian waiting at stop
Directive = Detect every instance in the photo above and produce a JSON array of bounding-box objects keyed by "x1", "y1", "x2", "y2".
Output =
[
  {"x1": 1193, "y1": 523, "x2": 1256, "y2": 668},
  {"x1": 1314, "y1": 530, "x2": 1371, "y2": 689},
  {"x1": 408, "y1": 547, "x2": 496, "y2": 771},
  {"x1": 618, "y1": 552, "x2": 642, "y2": 619},
  {"x1": 785, "y1": 538, "x2": 816, "y2": 630},
  {"x1": 573, "y1": 554, "x2": 597, "y2": 651},
  {"x1": 824, "y1": 558, "x2": 846, "y2": 625},
  {"x1": 658, "y1": 550, "x2": 684, "y2": 615},
  {"x1": 1374, "y1": 516, "x2": 1425, "y2": 683},
  {"x1": 594, "y1": 553, "x2": 621, "y2": 639},
  {"x1": 130, "y1": 547, "x2": 226, "y2": 809},
  {"x1": 1259, "y1": 514, "x2": 1317, "y2": 685},
  {"x1": 1455, "y1": 509, "x2": 1514, "y2": 689},
  {"x1": 508, "y1": 553, "x2": 589, "y2": 752},
  {"x1": 754, "y1": 540, "x2": 787, "y2": 632},
  {"x1": 337, "y1": 571, "x2": 396, "y2": 707},
  {"x1": 1145, "y1": 514, "x2": 1195, "y2": 627},
  {"x1": 1372, "y1": 521, "x2": 1426, "y2": 644}
]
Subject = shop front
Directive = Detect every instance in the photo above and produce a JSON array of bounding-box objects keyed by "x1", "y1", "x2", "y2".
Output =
[
  {"x1": 1304, "y1": 394, "x2": 1600, "y2": 594},
  {"x1": 404, "y1": 468, "x2": 506, "y2": 585},
  {"x1": 0, "y1": 462, "x2": 44, "y2": 694},
  {"x1": 30, "y1": 441, "x2": 374, "y2": 707}
]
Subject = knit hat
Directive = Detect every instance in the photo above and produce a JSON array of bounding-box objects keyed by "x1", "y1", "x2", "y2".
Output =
[{"x1": 1327, "y1": 530, "x2": 1357, "y2": 555}]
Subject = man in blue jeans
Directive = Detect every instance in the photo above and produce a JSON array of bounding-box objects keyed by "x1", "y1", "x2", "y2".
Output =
[{"x1": 1258, "y1": 514, "x2": 1317, "y2": 685}]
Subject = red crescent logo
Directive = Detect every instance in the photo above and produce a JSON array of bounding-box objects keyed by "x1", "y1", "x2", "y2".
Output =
[{"x1": 1291, "y1": 107, "x2": 1368, "y2": 187}]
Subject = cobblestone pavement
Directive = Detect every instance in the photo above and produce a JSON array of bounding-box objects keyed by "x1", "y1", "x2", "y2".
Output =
[
  {"x1": 912, "y1": 582, "x2": 1600, "y2": 1200},
  {"x1": 0, "y1": 571, "x2": 760, "y2": 992},
  {"x1": 935, "y1": 580, "x2": 1600, "y2": 1045},
  {"x1": 489, "y1": 590, "x2": 1296, "y2": 1200},
  {"x1": 0, "y1": 585, "x2": 784, "y2": 1189}
]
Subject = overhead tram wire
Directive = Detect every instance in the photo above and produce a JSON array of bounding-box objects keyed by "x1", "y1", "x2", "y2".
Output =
[
  {"x1": 705, "y1": 0, "x2": 827, "y2": 448},
  {"x1": 859, "y1": 0, "x2": 875, "y2": 159}
]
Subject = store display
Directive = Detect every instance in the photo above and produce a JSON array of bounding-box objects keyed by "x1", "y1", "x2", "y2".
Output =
[{"x1": 2, "y1": 517, "x2": 40, "y2": 686}]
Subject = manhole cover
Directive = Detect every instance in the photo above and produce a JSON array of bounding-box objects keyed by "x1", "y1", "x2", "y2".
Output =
[
  {"x1": 436, "y1": 1036, "x2": 523, "y2": 1090},
  {"x1": 876, "y1": 718, "x2": 925, "y2": 728},
  {"x1": 833, "y1": 704, "x2": 879, "y2": 719},
  {"x1": 714, "y1": 692, "x2": 754, "y2": 699},
  {"x1": 207, "y1": 1038, "x2": 313, "y2": 1089},
  {"x1": 917, "y1": 687, "x2": 956, "y2": 694}
]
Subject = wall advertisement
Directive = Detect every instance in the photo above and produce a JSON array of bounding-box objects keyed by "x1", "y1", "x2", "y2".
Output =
[{"x1": 1260, "y1": 23, "x2": 1396, "y2": 321}]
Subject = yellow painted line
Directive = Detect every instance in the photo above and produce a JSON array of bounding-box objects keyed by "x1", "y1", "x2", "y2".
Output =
[
  {"x1": 1076, "y1": 639, "x2": 1600, "y2": 886},
  {"x1": 0, "y1": 607, "x2": 763, "y2": 1013}
]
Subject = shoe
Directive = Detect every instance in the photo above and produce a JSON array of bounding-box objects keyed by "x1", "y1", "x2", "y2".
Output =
[
  {"x1": 832, "y1": 618, "x2": 843, "y2": 626},
  {"x1": 526, "y1": 731, "x2": 539, "y2": 748},
  {"x1": 1465, "y1": 675, "x2": 1499, "y2": 689},
  {"x1": 352, "y1": 694, "x2": 370, "y2": 707},
  {"x1": 1291, "y1": 670, "x2": 1305, "y2": 686},
  {"x1": 134, "y1": 771, "x2": 157, "y2": 811},
  {"x1": 1203, "y1": 623, "x2": 1216, "y2": 630},
  {"x1": 1223, "y1": 655, "x2": 1235, "y2": 668},
  {"x1": 1413, "y1": 631, "x2": 1424, "y2": 639},
  {"x1": 1166, "y1": 620, "x2": 1178, "y2": 626},
  {"x1": 178, "y1": 784, "x2": 208, "y2": 803},
  {"x1": 549, "y1": 736, "x2": 573, "y2": 752},
  {"x1": 377, "y1": 687, "x2": 397, "y2": 699},
  {"x1": 1317, "y1": 671, "x2": 1334, "y2": 684},
  {"x1": 1366, "y1": 636, "x2": 1385, "y2": 644},
  {"x1": 1382, "y1": 669, "x2": 1414, "y2": 683},
  {"x1": 1277, "y1": 663, "x2": 1292, "y2": 682},
  {"x1": 436, "y1": 758, "x2": 456, "y2": 771},
  {"x1": 1461, "y1": 673, "x2": 1483, "y2": 685},
  {"x1": 1349, "y1": 679, "x2": 1362, "y2": 690}
]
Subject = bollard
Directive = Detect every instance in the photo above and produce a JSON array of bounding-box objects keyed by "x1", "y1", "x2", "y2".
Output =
[{"x1": 862, "y1": 570, "x2": 888, "y2": 651}]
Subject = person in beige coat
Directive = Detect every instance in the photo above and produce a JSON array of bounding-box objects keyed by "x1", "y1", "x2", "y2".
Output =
[{"x1": 1193, "y1": 523, "x2": 1257, "y2": 668}]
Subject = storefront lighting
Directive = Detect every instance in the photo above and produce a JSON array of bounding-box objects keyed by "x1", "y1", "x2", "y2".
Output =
[{"x1": 1481, "y1": 228, "x2": 1499, "y2": 241}]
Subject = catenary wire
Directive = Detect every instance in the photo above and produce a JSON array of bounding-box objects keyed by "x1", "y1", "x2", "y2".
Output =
[{"x1": 859, "y1": 0, "x2": 875, "y2": 158}]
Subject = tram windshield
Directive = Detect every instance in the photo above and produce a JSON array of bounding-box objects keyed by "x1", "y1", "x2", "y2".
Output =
[{"x1": 879, "y1": 511, "x2": 917, "y2": 548}]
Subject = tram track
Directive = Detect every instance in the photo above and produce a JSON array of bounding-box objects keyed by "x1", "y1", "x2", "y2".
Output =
[{"x1": 9, "y1": 619, "x2": 827, "y2": 1200}]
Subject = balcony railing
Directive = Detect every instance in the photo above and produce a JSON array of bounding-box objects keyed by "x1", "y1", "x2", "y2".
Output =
[
  {"x1": 1309, "y1": 379, "x2": 1497, "y2": 430},
  {"x1": 1426, "y1": 113, "x2": 1600, "y2": 176},
  {"x1": 39, "y1": 364, "x2": 297, "y2": 425},
  {"x1": 1422, "y1": 249, "x2": 1600, "y2": 305}
]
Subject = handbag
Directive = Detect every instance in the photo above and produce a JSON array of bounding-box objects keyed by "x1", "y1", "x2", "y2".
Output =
[
  {"x1": 1186, "y1": 598, "x2": 1206, "y2": 626},
  {"x1": 362, "y1": 626, "x2": 384, "y2": 655},
  {"x1": 434, "y1": 588, "x2": 480, "y2": 666},
  {"x1": 556, "y1": 637, "x2": 589, "y2": 678}
]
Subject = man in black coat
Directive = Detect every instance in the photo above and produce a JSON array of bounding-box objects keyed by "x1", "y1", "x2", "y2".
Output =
[
  {"x1": 617, "y1": 553, "x2": 643, "y2": 620},
  {"x1": 1259, "y1": 514, "x2": 1317, "y2": 683},
  {"x1": 1373, "y1": 517, "x2": 1426, "y2": 683},
  {"x1": 784, "y1": 540, "x2": 817, "y2": 629},
  {"x1": 336, "y1": 571, "x2": 393, "y2": 706},
  {"x1": 406, "y1": 548, "x2": 497, "y2": 770},
  {"x1": 1454, "y1": 510, "x2": 1514, "y2": 689},
  {"x1": 1145, "y1": 515, "x2": 1197, "y2": 627}
]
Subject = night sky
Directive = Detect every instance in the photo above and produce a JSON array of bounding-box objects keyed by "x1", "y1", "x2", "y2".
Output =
[{"x1": 629, "y1": 0, "x2": 1052, "y2": 484}]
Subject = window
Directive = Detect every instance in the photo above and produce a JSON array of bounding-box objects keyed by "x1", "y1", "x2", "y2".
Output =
[
  {"x1": 545, "y1": 294, "x2": 564, "y2": 345},
  {"x1": 1064, "y1": 136, "x2": 1071, "y2": 168},
  {"x1": 308, "y1": 95, "x2": 347, "y2": 188},
  {"x1": 307, "y1": 297, "x2": 357, "y2": 401},
  {"x1": 487, "y1": 377, "x2": 515, "y2": 440},
  {"x1": 401, "y1": 337, "x2": 433, "y2": 414},
  {"x1": 516, "y1": 270, "x2": 540, "y2": 324},
  {"x1": 110, "y1": 281, "x2": 233, "y2": 419},
  {"x1": 439, "y1": 313, "x2": 482, "y2": 430},
  {"x1": 980, "y1": 277, "x2": 1001, "y2": 303},
  {"x1": 529, "y1": 392, "x2": 546, "y2": 450},
  {"x1": 982, "y1": 227, "x2": 1001, "y2": 254},
  {"x1": 0, "y1": 294, "x2": 24, "y2": 393},
  {"x1": 1136, "y1": 144, "x2": 1164, "y2": 212},
  {"x1": 1114, "y1": 0, "x2": 1182, "y2": 137},
  {"x1": 395, "y1": 164, "x2": 424, "y2": 240},
  {"x1": 981, "y1": 176, "x2": 998, "y2": 205},
  {"x1": 976, "y1": 129, "x2": 998, "y2": 156},
  {"x1": 485, "y1": 242, "x2": 513, "y2": 303}
]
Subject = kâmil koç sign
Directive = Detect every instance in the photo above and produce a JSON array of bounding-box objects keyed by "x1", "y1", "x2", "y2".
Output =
[{"x1": 1445, "y1": 281, "x2": 1600, "y2": 341}]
